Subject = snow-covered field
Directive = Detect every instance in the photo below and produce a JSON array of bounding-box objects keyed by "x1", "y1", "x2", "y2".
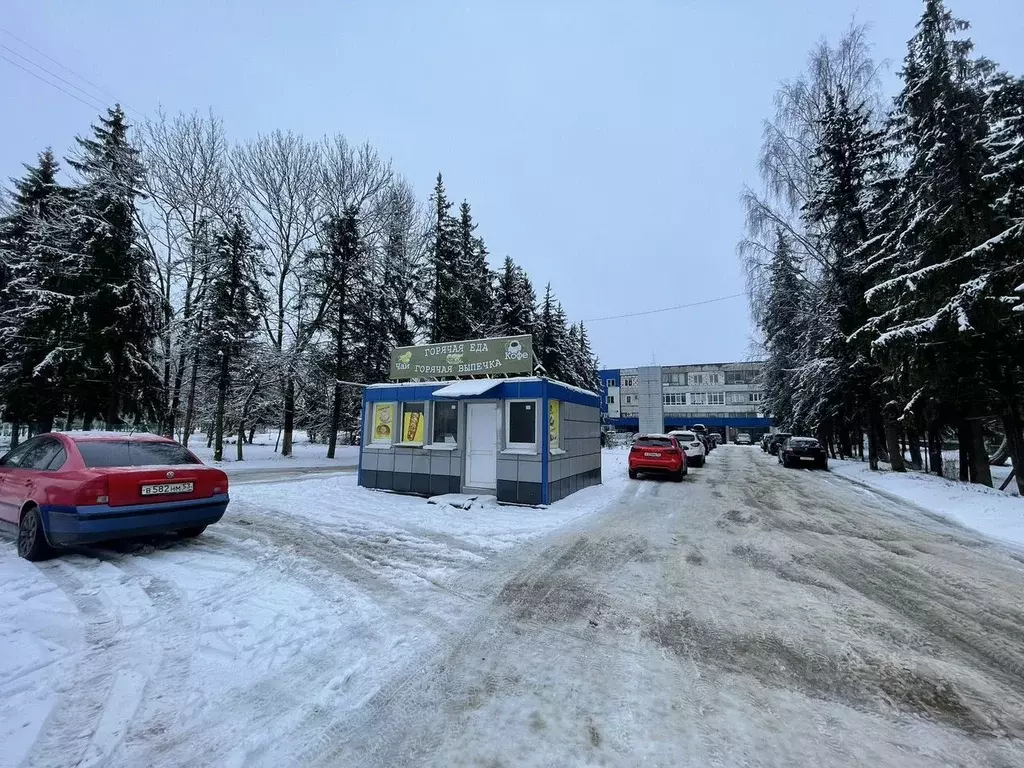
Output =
[
  {"x1": 187, "y1": 430, "x2": 359, "y2": 471},
  {"x1": 0, "y1": 452, "x2": 628, "y2": 768},
  {"x1": 830, "y1": 458, "x2": 1024, "y2": 549}
]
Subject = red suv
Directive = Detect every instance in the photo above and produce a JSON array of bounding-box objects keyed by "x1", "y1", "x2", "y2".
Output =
[
  {"x1": 628, "y1": 434, "x2": 687, "y2": 482},
  {"x1": 0, "y1": 432, "x2": 230, "y2": 560}
]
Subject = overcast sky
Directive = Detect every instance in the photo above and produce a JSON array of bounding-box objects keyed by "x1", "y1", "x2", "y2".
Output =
[{"x1": 3, "y1": 1, "x2": 1023, "y2": 369}]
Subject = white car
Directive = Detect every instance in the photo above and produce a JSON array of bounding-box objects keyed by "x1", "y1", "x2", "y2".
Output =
[{"x1": 669, "y1": 430, "x2": 705, "y2": 467}]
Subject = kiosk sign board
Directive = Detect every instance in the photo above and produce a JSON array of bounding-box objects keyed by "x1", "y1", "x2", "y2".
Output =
[{"x1": 389, "y1": 335, "x2": 533, "y2": 379}]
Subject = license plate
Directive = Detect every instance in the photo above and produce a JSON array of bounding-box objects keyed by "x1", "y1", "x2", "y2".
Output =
[
  {"x1": 800, "y1": 456, "x2": 815, "y2": 462},
  {"x1": 141, "y1": 482, "x2": 194, "y2": 496},
  {"x1": 644, "y1": 452, "x2": 662, "y2": 458}
]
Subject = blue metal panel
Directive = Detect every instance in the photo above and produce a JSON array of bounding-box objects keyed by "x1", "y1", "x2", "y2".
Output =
[
  {"x1": 545, "y1": 380, "x2": 600, "y2": 408},
  {"x1": 540, "y1": 388, "x2": 550, "y2": 504}
]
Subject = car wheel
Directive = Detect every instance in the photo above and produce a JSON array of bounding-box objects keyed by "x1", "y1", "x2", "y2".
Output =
[
  {"x1": 628, "y1": 469, "x2": 638, "y2": 480},
  {"x1": 698, "y1": 456, "x2": 705, "y2": 468},
  {"x1": 818, "y1": 460, "x2": 828, "y2": 470},
  {"x1": 18, "y1": 506, "x2": 53, "y2": 561},
  {"x1": 673, "y1": 468, "x2": 684, "y2": 482},
  {"x1": 178, "y1": 526, "x2": 207, "y2": 539}
]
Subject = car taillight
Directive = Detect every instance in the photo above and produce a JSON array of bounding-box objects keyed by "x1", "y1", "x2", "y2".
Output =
[{"x1": 76, "y1": 477, "x2": 110, "y2": 506}]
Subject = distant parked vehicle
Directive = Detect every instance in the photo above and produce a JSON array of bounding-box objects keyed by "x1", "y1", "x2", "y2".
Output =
[
  {"x1": 0, "y1": 432, "x2": 230, "y2": 561},
  {"x1": 760, "y1": 434, "x2": 772, "y2": 452},
  {"x1": 735, "y1": 433, "x2": 752, "y2": 445},
  {"x1": 710, "y1": 433, "x2": 723, "y2": 446},
  {"x1": 778, "y1": 436, "x2": 828, "y2": 469},
  {"x1": 628, "y1": 434, "x2": 687, "y2": 481},
  {"x1": 691, "y1": 424, "x2": 714, "y2": 452},
  {"x1": 766, "y1": 433, "x2": 792, "y2": 456},
  {"x1": 669, "y1": 430, "x2": 706, "y2": 467}
]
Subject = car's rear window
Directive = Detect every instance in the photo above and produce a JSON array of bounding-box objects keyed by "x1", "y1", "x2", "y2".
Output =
[
  {"x1": 673, "y1": 433, "x2": 697, "y2": 441},
  {"x1": 76, "y1": 441, "x2": 201, "y2": 468},
  {"x1": 790, "y1": 438, "x2": 819, "y2": 447},
  {"x1": 635, "y1": 437, "x2": 674, "y2": 448}
]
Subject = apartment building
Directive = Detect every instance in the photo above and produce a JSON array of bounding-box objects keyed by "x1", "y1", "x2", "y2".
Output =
[{"x1": 599, "y1": 360, "x2": 770, "y2": 440}]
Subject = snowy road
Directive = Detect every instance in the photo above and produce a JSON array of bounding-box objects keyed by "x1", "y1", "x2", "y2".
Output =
[{"x1": 3, "y1": 446, "x2": 1024, "y2": 767}]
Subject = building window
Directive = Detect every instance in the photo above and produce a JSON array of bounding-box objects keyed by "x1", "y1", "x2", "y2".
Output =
[
  {"x1": 625, "y1": 395, "x2": 632, "y2": 404},
  {"x1": 663, "y1": 393, "x2": 686, "y2": 406},
  {"x1": 506, "y1": 400, "x2": 537, "y2": 449},
  {"x1": 605, "y1": 378, "x2": 617, "y2": 388},
  {"x1": 662, "y1": 372, "x2": 685, "y2": 386},
  {"x1": 370, "y1": 402, "x2": 396, "y2": 444},
  {"x1": 432, "y1": 401, "x2": 458, "y2": 444},
  {"x1": 709, "y1": 392, "x2": 725, "y2": 405},
  {"x1": 689, "y1": 392, "x2": 707, "y2": 406},
  {"x1": 725, "y1": 369, "x2": 758, "y2": 385},
  {"x1": 748, "y1": 392, "x2": 764, "y2": 403},
  {"x1": 689, "y1": 372, "x2": 722, "y2": 386},
  {"x1": 398, "y1": 402, "x2": 425, "y2": 444},
  {"x1": 607, "y1": 395, "x2": 615, "y2": 404},
  {"x1": 622, "y1": 375, "x2": 637, "y2": 387}
]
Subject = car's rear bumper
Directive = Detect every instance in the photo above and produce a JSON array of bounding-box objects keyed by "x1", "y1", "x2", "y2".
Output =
[
  {"x1": 41, "y1": 494, "x2": 229, "y2": 546},
  {"x1": 630, "y1": 461, "x2": 685, "y2": 474}
]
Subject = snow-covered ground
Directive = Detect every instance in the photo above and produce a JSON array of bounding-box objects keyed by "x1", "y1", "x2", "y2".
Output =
[
  {"x1": 830, "y1": 458, "x2": 1024, "y2": 549},
  {"x1": 0, "y1": 451, "x2": 629, "y2": 768},
  {"x1": 187, "y1": 431, "x2": 359, "y2": 472}
]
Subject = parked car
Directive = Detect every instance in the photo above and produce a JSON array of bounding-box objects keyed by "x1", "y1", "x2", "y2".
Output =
[
  {"x1": 0, "y1": 432, "x2": 230, "y2": 561},
  {"x1": 691, "y1": 424, "x2": 714, "y2": 452},
  {"x1": 760, "y1": 434, "x2": 772, "y2": 452},
  {"x1": 766, "y1": 433, "x2": 792, "y2": 456},
  {"x1": 778, "y1": 436, "x2": 828, "y2": 469},
  {"x1": 735, "y1": 433, "x2": 752, "y2": 445},
  {"x1": 668, "y1": 430, "x2": 706, "y2": 468},
  {"x1": 710, "y1": 433, "x2": 723, "y2": 447},
  {"x1": 628, "y1": 434, "x2": 687, "y2": 481}
]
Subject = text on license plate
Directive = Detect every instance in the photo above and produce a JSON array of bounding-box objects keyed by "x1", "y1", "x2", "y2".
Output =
[
  {"x1": 141, "y1": 482, "x2": 194, "y2": 496},
  {"x1": 800, "y1": 456, "x2": 815, "y2": 461},
  {"x1": 644, "y1": 452, "x2": 662, "y2": 458}
]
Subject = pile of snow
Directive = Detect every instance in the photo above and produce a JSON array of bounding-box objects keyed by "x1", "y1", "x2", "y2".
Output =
[{"x1": 831, "y1": 459, "x2": 1024, "y2": 548}]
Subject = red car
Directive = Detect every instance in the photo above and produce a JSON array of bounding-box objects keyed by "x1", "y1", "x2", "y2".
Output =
[
  {"x1": 0, "y1": 432, "x2": 230, "y2": 561},
  {"x1": 628, "y1": 434, "x2": 687, "y2": 481}
]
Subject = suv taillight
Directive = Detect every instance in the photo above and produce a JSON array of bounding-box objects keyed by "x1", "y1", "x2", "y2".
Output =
[{"x1": 76, "y1": 476, "x2": 109, "y2": 506}]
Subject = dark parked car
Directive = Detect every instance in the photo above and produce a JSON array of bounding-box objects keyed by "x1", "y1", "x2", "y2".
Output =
[
  {"x1": 766, "y1": 433, "x2": 792, "y2": 456},
  {"x1": 778, "y1": 436, "x2": 828, "y2": 469},
  {"x1": 690, "y1": 424, "x2": 714, "y2": 453}
]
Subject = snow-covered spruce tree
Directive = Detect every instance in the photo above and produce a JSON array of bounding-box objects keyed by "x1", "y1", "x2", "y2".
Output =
[
  {"x1": 563, "y1": 324, "x2": 584, "y2": 388},
  {"x1": 456, "y1": 200, "x2": 493, "y2": 336},
  {"x1": 577, "y1": 323, "x2": 600, "y2": 391},
  {"x1": 491, "y1": 256, "x2": 537, "y2": 338},
  {"x1": 426, "y1": 174, "x2": 468, "y2": 343},
  {"x1": 303, "y1": 207, "x2": 366, "y2": 459},
  {"x1": 203, "y1": 214, "x2": 265, "y2": 461},
  {"x1": 67, "y1": 106, "x2": 161, "y2": 428},
  {"x1": 802, "y1": 86, "x2": 891, "y2": 463},
  {"x1": 861, "y1": 0, "x2": 995, "y2": 484},
  {"x1": 0, "y1": 149, "x2": 81, "y2": 434},
  {"x1": 759, "y1": 230, "x2": 806, "y2": 431},
  {"x1": 972, "y1": 70, "x2": 1024, "y2": 493},
  {"x1": 535, "y1": 284, "x2": 568, "y2": 379}
]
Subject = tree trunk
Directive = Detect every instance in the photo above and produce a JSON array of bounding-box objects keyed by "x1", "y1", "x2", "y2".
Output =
[
  {"x1": 237, "y1": 420, "x2": 245, "y2": 461},
  {"x1": 957, "y1": 421, "x2": 970, "y2": 482},
  {"x1": 10, "y1": 423, "x2": 20, "y2": 449},
  {"x1": 282, "y1": 374, "x2": 295, "y2": 457},
  {"x1": 214, "y1": 352, "x2": 229, "y2": 462},
  {"x1": 181, "y1": 351, "x2": 201, "y2": 449},
  {"x1": 866, "y1": 401, "x2": 882, "y2": 470},
  {"x1": 35, "y1": 415, "x2": 54, "y2": 434},
  {"x1": 82, "y1": 417, "x2": 93, "y2": 432},
  {"x1": 105, "y1": 355, "x2": 124, "y2": 429},
  {"x1": 1002, "y1": 409, "x2": 1024, "y2": 496},
  {"x1": 966, "y1": 415, "x2": 993, "y2": 487},
  {"x1": 248, "y1": 425, "x2": 256, "y2": 444},
  {"x1": 885, "y1": 420, "x2": 907, "y2": 472},
  {"x1": 927, "y1": 422, "x2": 943, "y2": 477},
  {"x1": 907, "y1": 427, "x2": 923, "y2": 470},
  {"x1": 882, "y1": 402, "x2": 906, "y2": 473}
]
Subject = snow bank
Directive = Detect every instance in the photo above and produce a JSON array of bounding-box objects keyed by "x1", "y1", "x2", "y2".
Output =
[{"x1": 830, "y1": 459, "x2": 1024, "y2": 548}]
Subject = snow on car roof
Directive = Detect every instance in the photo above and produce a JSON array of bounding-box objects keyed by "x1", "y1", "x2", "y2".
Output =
[
  {"x1": 638, "y1": 433, "x2": 675, "y2": 439},
  {"x1": 60, "y1": 430, "x2": 171, "y2": 442}
]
